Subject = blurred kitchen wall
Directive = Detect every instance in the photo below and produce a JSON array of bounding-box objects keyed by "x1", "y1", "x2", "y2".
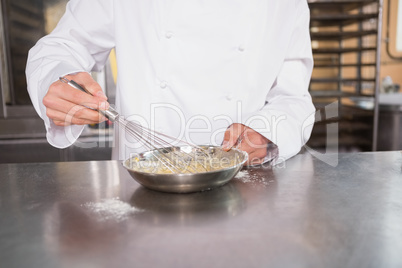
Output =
[{"x1": 380, "y1": 0, "x2": 402, "y2": 89}]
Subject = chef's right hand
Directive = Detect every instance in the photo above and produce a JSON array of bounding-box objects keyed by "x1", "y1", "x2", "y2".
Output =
[{"x1": 43, "y1": 72, "x2": 109, "y2": 126}]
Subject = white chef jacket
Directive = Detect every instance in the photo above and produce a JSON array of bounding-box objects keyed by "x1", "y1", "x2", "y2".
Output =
[{"x1": 26, "y1": 0, "x2": 315, "y2": 164}]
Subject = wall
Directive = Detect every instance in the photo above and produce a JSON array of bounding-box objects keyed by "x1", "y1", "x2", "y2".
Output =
[{"x1": 380, "y1": 0, "x2": 402, "y2": 90}]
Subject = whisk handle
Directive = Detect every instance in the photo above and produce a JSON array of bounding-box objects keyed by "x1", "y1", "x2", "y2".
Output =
[
  {"x1": 100, "y1": 106, "x2": 119, "y2": 122},
  {"x1": 59, "y1": 76, "x2": 119, "y2": 122}
]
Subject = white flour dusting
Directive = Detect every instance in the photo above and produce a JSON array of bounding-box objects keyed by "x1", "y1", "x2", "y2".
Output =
[
  {"x1": 234, "y1": 170, "x2": 273, "y2": 187},
  {"x1": 235, "y1": 170, "x2": 248, "y2": 179},
  {"x1": 82, "y1": 197, "x2": 142, "y2": 222}
]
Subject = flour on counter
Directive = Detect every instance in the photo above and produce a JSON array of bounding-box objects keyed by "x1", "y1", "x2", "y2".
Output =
[
  {"x1": 235, "y1": 170, "x2": 248, "y2": 179},
  {"x1": 234, "y1": 170, "x2": 273, "y2": 187},
  {"x1": 82, "y1": 197, "x2": 142, "y2": 222}
]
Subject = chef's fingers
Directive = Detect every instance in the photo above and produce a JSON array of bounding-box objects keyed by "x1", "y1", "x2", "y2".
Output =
[
  {"x1": 46, "y1": 79, "x2": 109, "y2": 111},
  {"x1": 222, "y1": 124, "x2": 270, "y2": 165},
  {"x1": 44, "y1": 73, "x2": 110, "y2": 126},
  {"x1": 235, "y1": 129, "x2": 270, "y2": 166},
  {"x1": 44, "y1": 88, "x2": 109, "y2": 114},
  {"x1": 65, "y1": 72, "x2": 108, "y2": 100},
  {"x1": 47, "y1": 105, "x2": 107, "y2": 126},
  {"x1": 43, "y1": 90, "x2": 108, "y2": 124},
  {"x1": 221, "y1": 123, "x2": 247, "y2": 151}
]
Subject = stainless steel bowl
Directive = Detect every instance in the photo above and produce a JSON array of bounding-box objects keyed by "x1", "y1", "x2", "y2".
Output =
[{"x1": 123, "y1": 145, "x2": 248, "y2": 193}]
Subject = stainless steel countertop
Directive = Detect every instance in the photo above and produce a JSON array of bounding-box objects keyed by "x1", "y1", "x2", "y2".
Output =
[{"x1": 1, "y1": 151, "x2": 402, "y2": 268}]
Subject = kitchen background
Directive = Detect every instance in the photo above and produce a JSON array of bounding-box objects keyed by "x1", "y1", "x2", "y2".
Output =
[{"x1": 0, "y1": 0, "x2": 401, "y2": 163}]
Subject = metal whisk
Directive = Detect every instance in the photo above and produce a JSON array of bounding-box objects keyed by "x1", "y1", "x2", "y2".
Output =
[{"x1": 59, "y1": 77, "x2": 211, "y2": 174}]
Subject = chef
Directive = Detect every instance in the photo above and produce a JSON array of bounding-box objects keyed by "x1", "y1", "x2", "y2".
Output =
[{"x1": 26, "y1": 0, "x2": 315, "y2": 166}]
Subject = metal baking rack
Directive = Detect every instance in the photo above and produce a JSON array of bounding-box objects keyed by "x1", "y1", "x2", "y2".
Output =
[{"x1": 307, "y1": 0, "x2": 383, "y2": 152}]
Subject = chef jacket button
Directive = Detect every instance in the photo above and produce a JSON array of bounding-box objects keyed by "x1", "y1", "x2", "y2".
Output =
[
  {"x1": 160, "y1": 81, "x2": 168, "y2": 89},
  {"x1": 165, "y1": 31, "x2": 173, "y2": 39},
  {"x1": 238, "y1": 45, "x2": 245, "y2": 52},
  {"x1": 226, "y1": 94, "x2": 234, "y2": 101}
]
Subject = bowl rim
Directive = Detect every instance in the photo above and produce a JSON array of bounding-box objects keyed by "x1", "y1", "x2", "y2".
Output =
[{"x1": 122, "y1": 146, "x2": 248, "y2": 176}]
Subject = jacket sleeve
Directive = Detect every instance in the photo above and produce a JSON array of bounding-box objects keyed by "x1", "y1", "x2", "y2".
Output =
[
  {"x1": 244, "y1": 0, "x2": 315, "y2": 164},
  {"x1": 26, "y1": 0, "x2": 115, "y2": 148}
]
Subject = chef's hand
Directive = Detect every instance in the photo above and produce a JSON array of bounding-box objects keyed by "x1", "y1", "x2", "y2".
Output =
[
  {"x1": 222, "y1": 123, "x2": 271, "y2": 166},
  {"x1": 43, "y1": 72, "x2": 109, "y2": 126}
]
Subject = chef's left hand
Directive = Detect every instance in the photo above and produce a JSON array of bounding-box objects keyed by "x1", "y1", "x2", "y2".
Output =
[{"x1": 221, "y1": 123, "x2": 271, "y2": 166}]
